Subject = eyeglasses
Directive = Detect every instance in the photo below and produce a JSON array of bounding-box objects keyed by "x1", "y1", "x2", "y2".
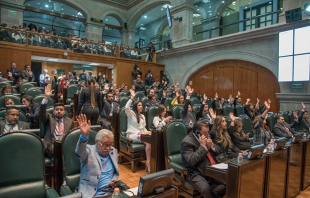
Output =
[{"x1": 98, "y1": 141, "x2": 113, "y2": 148}]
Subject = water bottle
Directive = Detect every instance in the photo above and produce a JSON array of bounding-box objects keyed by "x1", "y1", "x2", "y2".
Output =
[
  {"x1": 145, "y1": 106, "x2": 148, "y2": 112},
  {"x1": 157, "y1": 121, "x2": 162, "y2": 131},
  {"x1": 166, "y1": 105, "x2": 170, "y2": 111},
  {"x1": 270, "y1": 138, "x2": 275, "y2": 153},
  {"x1": 267, "y1": 143, "x2": 272, "y2": 153},
  {"x1": 303, "y1": 133, "x2": 308, "y2": 141},
  {"x1": 237, "y1": 152, "x2": 243, "y2": 163},
  {"x1": 189, "y1": 120, "x2": 193, "y2": 128},
  {"x1": 111, "y1": 187, "x2": 121, "y2": 198}
]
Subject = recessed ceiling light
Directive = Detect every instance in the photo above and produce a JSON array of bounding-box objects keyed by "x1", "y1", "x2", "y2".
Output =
[
  {"x1": 61, "y1": 8, "x2": 63, "y2": 10},
  {"x1": 197, "y1": 8, "x2": 199, "y2": 10},
  {"x1": 43, "y1": 27, "x2": 45, "y2": 28},
  {"x1": 141, "y1": 24, "x2": 143, "y2": 25},
  {"x1": 144, "y1": 15, "x2": 147, "y2": 18},
  {"x1": 192, "y1": 22, "x2": 195, "y2": 24},
  {"x1": 28, "y1": 4, "x2": 30, "y2": 6},
  {"x1": 37, "y1": 2, "x2": 40, "y2": 4},
  {"x1": 46, "y1": 58, "x2": 59, "y2": 62},
  {"x1": 89, "y1": 63, "x2": 100, "y2": 66},
  {"x1": 106, "y1": 19, "x2": 108, "y2": 21},
  {"x1": 222, "y1": 1, "x2": 225, "y2": 3},
  {"x1": 161, "y1": 8, "x2": 163, "y2": 10},
  {"x1": 52, "y1": 10, "x2": 54, "y2": 11}
]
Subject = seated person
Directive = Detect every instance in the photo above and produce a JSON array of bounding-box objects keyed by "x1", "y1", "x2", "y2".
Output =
[
  {"x1": 180, "y1": 86, "x2": 196, "y2": 126},
  {"x1": 99, "y1": 91, "x2": 120, "y2": 130},
  {"x1": 171, "y1": 91, "x2": 184, "y2": 106},
  {"x1": 212, "y1": 93, "x2": 225, "y2": 111},
  {"x1": 21, "y1": 95, "x2": 40, "y2": 129},
  {"x1": 0, "y1": 106, "x2": 30, "y2": 134},
  {"x1": 252, "y1": 101, "x2": 273, "y2": 146},
  {"x1": 75, "y1": 114, "x2": 120, "y2": 197},
  {"x1": 145, "y1": 90, "x2": 167, "y2": 108},
  {"x1": 153, "y1": 105, "x2": 172, "y2": 128},
  {"x1": 39, "y1": 85, "x2": 74, "y2": 152},
  {"x1": 196, "y1": 94, "x2": 211, "y2": 120},
  {"x1": 181, "y1": 120, "x2": 226, "y2": 198},
  {"x1": 4, "y1": 98, "x2": 15, "y2": 107},
  {"x1": 0, "y1": 84, "x2": 13, "y2": 96},
  {"x1": 296, "y1": 102, "x2": 309, "y2": 132},
  {"x1": 125, "y1": 90, "x2": 151, "y2": 172},
  {"x1": 210, "y1": 115, "x2": 240, "y2": 158},
  {"x1": 273, "y1": 113, "x2": 298, "y2": 139},
  {"x1": 228, "y1": 113, "x2": 251, "y2": 151}
]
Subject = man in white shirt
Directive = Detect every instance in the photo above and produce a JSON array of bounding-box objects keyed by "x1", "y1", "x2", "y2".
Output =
[{"x1": 39, "y1": 69, "x2": 50, "y2": 87}]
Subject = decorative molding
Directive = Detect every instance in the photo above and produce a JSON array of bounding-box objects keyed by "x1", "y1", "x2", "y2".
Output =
[
  {"x1": 157, "y1": 19, "x2": 310, "y2": 57},
  {"x1": 276, "y1": 93, "x2": 310, "y2": 103},
  {"x1": 0, "y1": 1, "x2": 25, "y2": 12},
  {"x1": 170, "y1": 3, "x2": 195, "y2": 15}
]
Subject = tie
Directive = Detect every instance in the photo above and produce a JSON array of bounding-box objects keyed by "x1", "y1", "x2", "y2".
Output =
[
  {"x1": 284, "y1": 126, "x2": 293, "y2": 136},
  {"x1": 56, "y1": 119, "x2": 64, "y2": 140},
  {"x1": 110, "y1": 102, "x2": 114, "y2": 116},
  {"x1": 206, "y1": 152, "x2": 216, "y2": 165},
  {"x1": 4, "y1": 124, "x2": 11, "y2": 134}
]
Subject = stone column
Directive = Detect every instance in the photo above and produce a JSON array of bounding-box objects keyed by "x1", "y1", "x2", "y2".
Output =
[
  {"x1": 121, "y1": 28, "x2": 136, "y2": 47},
  {"x1": 0, "y1": 1, "x2": 24, "y2": 28},
  {"x1": 84, "y1": 21, "x2": 105, "y2": 42},
  {"x1": 170, "y1": 4, "x2": 195, "y2": 48},
  {"x1": 201, "y1": 17, "x2": 220, "y2": 40}
]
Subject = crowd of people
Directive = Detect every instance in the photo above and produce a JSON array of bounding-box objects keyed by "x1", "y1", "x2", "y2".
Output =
[
  {"x1": 0, "y1": 23, "x2": 155, "y2": 61},
  {"x1": 0, "y1": 59, "x2": 309, "y2": 198}
]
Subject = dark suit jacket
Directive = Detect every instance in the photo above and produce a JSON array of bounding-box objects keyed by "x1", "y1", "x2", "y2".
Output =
[
  {"x1": 21, "y1": 70, "x2": 35, "y2": 82},
  {"x1": 7, "y1": 68, "x2": 20, "y2": 83},
  {"x1": 0, "y1": 120, "x2": 30, "y2": 135},
  {"x1": 296, "y1": 111, "x2": 310, "y2": 132},
  {"x1": 273, "y1": 122, "x2": 297, "y2": 138},
  {"x1": 180, "y1": 98, "x2": 196, "y2": 126},
  {"x1": 39, "y1": 103, "x2": 74, "y2": 149},
  {"x1": 181, "y1": 132, "x2": 220, "y2": 176},
  {"x1": 100, "y1": 99, "x2": 120, "y2": 119},
  {"x1": 76, "y1": 87, "x2": 100, "y2": 115}
]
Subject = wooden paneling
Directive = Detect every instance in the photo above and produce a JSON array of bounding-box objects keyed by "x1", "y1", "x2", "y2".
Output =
[
  {"x1": 187, "y1": 60, "x2": 280, "y2": 113},
  {"x1": 0, "y1": 48, "x2": 31, "y2": 77}
]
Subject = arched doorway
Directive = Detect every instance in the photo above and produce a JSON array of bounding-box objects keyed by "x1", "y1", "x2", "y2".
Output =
[{"x1": 187, "y1": 59, "x2": 280, "y2": 113}]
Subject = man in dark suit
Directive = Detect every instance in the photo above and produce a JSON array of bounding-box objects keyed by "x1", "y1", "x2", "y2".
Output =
[
  {"x1": 296, "y1": 103, "x2": 309, "y2": 132},
  {"x1": 79, "y1": 69, "x2": 89, "y2": 82},
  {"x1": 180, "y1": 87, "x2": 196, "y2": 126},
  {"x1": 7, "y1": 62, "x2": 20, "y2": 85},
  {"x1": 99, "y1": 92, "x2": 119, "y2": 130},
  {"x1": 181, "y1": 121, "x2": 226, "y2": 198},
  {"x1": 0, "y1": 106, "x2": 30, "y2": 134},
  {"x1": 273, "y1": 114, "x2": 298, "y2": 139},
  {"x1": 39, "y1": 85, "x2": 74, "y2": 151}
]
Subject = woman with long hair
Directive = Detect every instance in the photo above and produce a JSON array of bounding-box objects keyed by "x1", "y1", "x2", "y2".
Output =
[
  {"x1": 252, "y1": 101, "x2": 273, "y2": 146},
  {"x1": 210, "y1": 115, "x2": 240, "y2": 158},
  {"x1": 228, "y1": 113, "x2": 251, "y2": 150},
  {"x1": 21, "y1": 95, "x2": 40, "y2": 129},
  {"x1": 171, "y1": 91, "x2": 185, "y2": 106},
  {"x1": 153, "y1": 105, "x2": 172, "y2": 128},
  {"x1": 125, "y1": 89, "x2": 151, "y2": 172},
  {"x1": 76, "y1": 77, "x2": 100, "y2": 125}
]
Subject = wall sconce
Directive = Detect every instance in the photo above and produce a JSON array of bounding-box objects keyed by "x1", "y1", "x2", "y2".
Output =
[{"x1": 173, "y1": 16, "x2": 182, "y2": 22}]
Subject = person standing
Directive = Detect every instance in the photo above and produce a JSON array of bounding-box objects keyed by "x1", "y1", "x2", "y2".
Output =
[
  {"x1": 21, "y1": 65, "x2": 35, "y2": 82},
  {"x1": 39, "y1": 69, "x2": 50, "y2": 87},
  {"x1": 76, "y1": 78, "x2": 100, "y2": 125},
  {"x1": 7, "y1": 62, "x2": 20, "y2": 85}
]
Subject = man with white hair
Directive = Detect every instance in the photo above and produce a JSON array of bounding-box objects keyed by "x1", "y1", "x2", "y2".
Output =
[
  {"x1": 75, "y1": 114, "x2": 120, "y2": 198},
  {"x1": 39, "y1": 69, "x2": 50, "y2": 87}
]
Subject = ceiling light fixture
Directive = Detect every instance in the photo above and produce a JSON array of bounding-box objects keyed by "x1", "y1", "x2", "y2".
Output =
[
  {"x1": 144, "y1": 15, "x2": 147, "y2": 18},
  {"x1": 162, "y1": 4, "x2": 172, "y2": 9},
  {"x1": 305, "y1": 3, "x2": 310, "y2": 16},
  {"x1": 89, "y1": 63, "x2": 100, "y2": 66},
  {"x1": 46, "y1": 58, "x2": 59, "y2": 62}
]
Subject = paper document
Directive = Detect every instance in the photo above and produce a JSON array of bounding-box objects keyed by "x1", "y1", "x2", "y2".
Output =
[
  {"x1": 123, "y1": 186, "x2": 138, "y2": 196},
  {"x1": 211, "y1": 163, "x2": 228, "y2": 170}
]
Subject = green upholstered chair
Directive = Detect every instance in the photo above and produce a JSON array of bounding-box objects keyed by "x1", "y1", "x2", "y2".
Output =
[
  {"x1": 172, "y1": 104, "x2": 183, "y2": 119},
  {"x1": 223, "y1": 105, "x2": 234, "y2": 116},
  {"x1": 141, "y1": 96, "x2": 149, "y2": 109},
  {"x1": 0, "y1": 82, "x2": 10, "y2": 89},
  {"x1": 34, "y1": 95, "x2": 54, "y2": 108},
  {"x1": 163, "y1": 120, "x2": 200, "y2": 197},
  {"x1": 19, "y1": 82, "x2": 35, "y2": 93},
  {"x1": 0, "y1": 132, "x2": 74, "y2": 198},
  {"x1": 164, "y1": 97, "x2": 173, "y2": 110},
  {"x1": 60, "y1": 128, "x2": 97, "y2": 196},
  {"x1": 119, "y1": 92, "x2": 128, "y2": 97},
  {"x1": 234, "y1": 105, "x2": 245, "y2": 116},
  {"x1": 134, "y1": 91, "x2": 145, "y2": 100},
  {"x1": 0, "y1": 95, "x2": 21, "y2": 107},
  {"x1": 119, "y1": 96, "x2": 130, "y2": 108},
  {"x1": 118, "y1": 107, "x2": 146, "y2": 173},
  {"x1": 286, "y1": 111, "x2": 295, "y2": 124},
  {"x1": 192, "y1": 104, "x2": 201, "y2": 115},
  {"x1": 24, "y1": 87, "x2": 43, "y2": 98},
  {"x1": 225, "y1": 116, "x2": 232, "y2": 128},
  {"x1": 0, "y1": 109, "x2": 28, "y2": 122},
  {"x1": 190, "y1": 97, "x2": 200, "y2": 106},
  {"x1": 240, "y1": 115, "x2": 253, "y2": 135},
  {"x1": 66, "y1": 85, "x2": 78, "y2": 104},
  {"x1": 267, "y1": 113, "x2": 276, "y2": 133},
  {"x1": 147, "y1": 105, "x2": 158, "y2": 131}
]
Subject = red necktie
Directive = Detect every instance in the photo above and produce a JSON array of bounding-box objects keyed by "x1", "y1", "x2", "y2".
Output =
[
  {"x1": 206, "y1": 152, "x2": 216, "y2": 165},
  {"x1": 58, "y1": 119, "x2": 63, "y2": 133},
  {"x1": 284, "y1": 126, "x2": 293, "y2": 136}
]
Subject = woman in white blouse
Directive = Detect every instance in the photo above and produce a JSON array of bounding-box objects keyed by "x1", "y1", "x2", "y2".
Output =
[
  {"x1": 125, "y1": 89, "x2": 151, "y2": 172},
  {"x1": 153, "y1": 105, "x2": 172, "y2": 128}
]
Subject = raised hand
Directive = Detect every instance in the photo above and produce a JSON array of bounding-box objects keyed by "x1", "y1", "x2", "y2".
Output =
[
  {"x1": 203, "y1": 94, "x2": 208, "y2": 102},
  {"x1": 237, "y1": 91, "x2": 241, "y2": 96},
  {"x1": 162, "y1": 90, "x2": 167, "y2": 97},
  {"x1": 229, "y1": 112, "x2": 235, "y2": 122},
  {"x1": 76, "y1": 114, "x2": 91, "y2": 136},
  {"x1": 229, "y1": 94, "x2": 232, "y2": 99},
  {"x1": 176, "y1": 82, "x2": 179, "y2": 87},
  {"x1": 209, "y1": 108, "x2": 216, "y2": 120},
  {"x1": 113, "y1": 82, "x2": 117, "y2": 88},
  {"x1": 45, "y1": 85, "x2": 52, "y2": 98},
  {"x1": 264, "y1": 101, "x2": 270, "y2": 110},
  {"x1": 302, "y1": 102, "x2": 306, "y2": 110},
  {"x1": 104, "y1": 83, "x2": 109, "y2": 91},
  {"x1": 130, "y1": 89, "x2": 135, "y2": 99},
  {"x1": 187, "y1": 87, "x2": 194, "y2": 95},
  {"x1": 175, "y1": 91, "x2": 180, "y2": 98},
  {"x1": 246, "y1": 98, "x2": 251, "y2": 102},
  {"x1": 257, "y1": 98, "x2": 260, "y2": 103},
  {"x1": 268, "y1": 99, "x2": 271, "y2": 104},
  {"x1": 293, "y1": 111, "x2": 298, "y2": 119},
  {"x1": 215, "y1": 93, "x2": 219, "y2": 98},
  {"x1": 7, "y1": 72, "x2": 12, "y2": 77}
]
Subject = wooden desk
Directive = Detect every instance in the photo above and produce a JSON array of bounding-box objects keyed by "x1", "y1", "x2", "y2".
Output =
[
  {"x1": 204, "y1": 166, "x2": 227, "y2": 184},
  {"x1": 286, "y1": 142, "x2": 303, "y2": 198},
  {"x1": 226, "y1": 158, "x2": 266, "y2": 198},
  {"x1": 302, "y1": 140, "x2": 310, "y2": 190},
  {"x1": 140, "y1": 130, "x2": 166, "y2": 173},
  {"x1": 130, "y1": 186, "x2": 178, "y2": 198},
  {"x1": 265, "y1": 148, "x2": 289, "y2": 198},
  {"x1": 111, "y1": 113, "x2": 120, "y2": 151}
]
